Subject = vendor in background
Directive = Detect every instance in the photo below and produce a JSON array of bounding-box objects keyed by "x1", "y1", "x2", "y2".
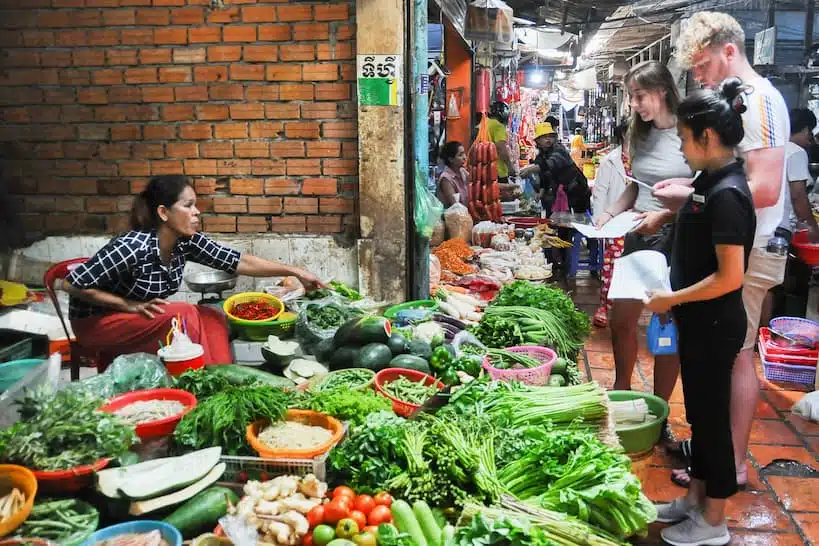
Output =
[
  {"x1": 437, "y1": 141, "x2": 470, "y2": 208},
  {"x1": 570, "y1": 127, "x2": 587, "y2": 168},
  {"x1": 545, "y1": 115, "x2": 560, "y2": 138},
  {"x1": 487, "y1": 101, "x2": 518, "y2": 183},
  {"x1": 591, "y1": 121, "x2": 630, "y2": 328},
  {"x1": 62, "y1": 175, "x2": 324, "y2": 365}
]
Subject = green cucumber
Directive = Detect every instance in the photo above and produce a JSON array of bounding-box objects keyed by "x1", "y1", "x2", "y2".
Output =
[
  {"x1": 412, "y1": 500, "x2": 442, "y2": 546},
  {"x1": 203, "y1": 364, "x2": 295, "y2": 388},
  {"x1": 389, "y1": 355, "x2": 431, "y2": 374},
  {"x1": 358, "y1": 343, "x2": 393, "y2": 371},
  {"x1": 163, "y1": 486, "x2": 239, "y2": 539},
  {"x1": 551, "y1": 357, "x2": 568, "y2": 375},
  {"x1": 333, "y1": 316, "x2": 392, "y2": 348},
  {"x1": 391, "y1": 500, "x2": 427, "y2": 546}
]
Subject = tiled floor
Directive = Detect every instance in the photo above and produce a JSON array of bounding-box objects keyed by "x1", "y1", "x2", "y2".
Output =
[{"x1": 570, "y1": 278, "x2": 819, "y2": 545}]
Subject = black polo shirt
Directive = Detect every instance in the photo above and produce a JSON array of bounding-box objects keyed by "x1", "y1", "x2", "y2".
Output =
[{"x1": 670, "y1": 160, "x2": 756, "y2": 315}]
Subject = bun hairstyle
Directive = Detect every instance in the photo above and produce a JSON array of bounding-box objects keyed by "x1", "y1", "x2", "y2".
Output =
[
  {"x1": 440, "y1": 141, "x2": 464, "y2": 168},
  {"x1": 130, "y1": 175, "x2": 192, "y2": 231},
  {"x1": 677, "y1": 77, "x2": 747, "y2": 147}
]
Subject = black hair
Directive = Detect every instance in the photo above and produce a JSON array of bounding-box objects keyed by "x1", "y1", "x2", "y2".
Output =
[
  {"x1": 130, "y1": 175, "x2": 193, "y2": 231},
  {"x1": 489, "y1": 101, "x2": 510, "y2": 124},
  {"x1": 613, "y1": 120, "x2": 630, "y2": 147},
  {"x1": 677, "y1": 77, "x2": 746, "y2": 147},
  {"x1": 790, "y1": 108, "x2": 817, "y2": 135},
  {"x1": 545, "y1": 115, "x2": 559, "y2": 128},
  {"x1": 440, "y1": 141, "x2": 464, "y2": 168}
]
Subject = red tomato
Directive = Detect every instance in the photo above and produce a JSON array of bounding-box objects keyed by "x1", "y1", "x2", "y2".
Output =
[
  {"x1": 363, "y1": 526, "x2": 379, "y2": 535},
  {"x1": 353, "y1": 495, "x2": 375, "y2": 515},
  {"x1": 367, "y1": 505, "x2": 392, "y2": 526},
  {"x1": 333, "y1": 486, "x2": 356, "y2": 500},
  {"x1": 373, "y1": 492, "x2": 393, "y2": 507},
  {"x1": 307, "y1": 505, "x2": 325, "y2": 528},
  {"x1": 303, "y1": 532, "x2": 314, "y2": 546},
  {"x1": 349, "y1": 510, "x2": 367, "y2": 530},
  {"x1": 324, "y1": 499, "x2": 351, "y2": 525}
]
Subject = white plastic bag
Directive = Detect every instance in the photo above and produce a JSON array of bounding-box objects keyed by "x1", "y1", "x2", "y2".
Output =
[
  {"x1": 792, "y1": 391, "x2": 819, "y2": 422},
  {"x1": 444, "y1": 202, "x2": 473, "y2": 242}
]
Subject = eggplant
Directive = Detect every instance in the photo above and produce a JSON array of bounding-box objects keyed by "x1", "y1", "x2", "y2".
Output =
[{"x1": 433, "y1": 313, "x2": 467, "y2": 330}]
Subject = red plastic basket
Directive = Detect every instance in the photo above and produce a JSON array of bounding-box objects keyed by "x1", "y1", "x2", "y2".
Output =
[
  {"x1": 793, "y1": 230, "x2": 819, "y2": 266},
  {"x1": 481, "y1": 346, "x2": 557, "y2": 386},
  {"x1": 758, "y1": 336, "x2": 818, "y2": 366},
  {"x1": 32, "y1": 458, "x2": 110, "y2": 493},
  {"x1": 100, "y1": 388, "x2": 197, "y2": 439},
  {"x1": 759, "y1": 328, "x2": 819, "y2": 358},
  {"x1": 759, "y1": 343, "x2": 817, "y2": 385},
  {"x1": 374, "y1": 368, "x2": 444, "y2": 417}
]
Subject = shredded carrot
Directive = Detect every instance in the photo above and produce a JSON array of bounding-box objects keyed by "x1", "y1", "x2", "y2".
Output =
[{"x1": 435, "y1": 239, "x2": 473, "y2": 259}]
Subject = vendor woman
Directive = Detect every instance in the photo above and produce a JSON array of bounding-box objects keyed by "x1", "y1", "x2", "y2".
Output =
[
  {"x1": 437, "y1": 141, "x2": 469, "y2": 208},
  {"x1": 63, "y1": 175, "x2": 324, "y2": 364}
]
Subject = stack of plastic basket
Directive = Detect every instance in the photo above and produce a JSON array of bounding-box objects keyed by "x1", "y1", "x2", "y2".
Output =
[{"x1": 758, "y1": 317, "x2": 819, "y2": 385}]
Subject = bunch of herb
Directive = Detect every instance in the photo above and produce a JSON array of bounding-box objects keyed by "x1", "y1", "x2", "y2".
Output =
[
  {"x1": 174, "y1": 385, "x2": 292, "y2": 455},
  {"x1": 330, "y1": 280, "x2": 363, "y2": 301},
  {"x1": 470, "y1": 315, "x2": 524, "y2": 349},
  {"x1": 296, "y1": 389, "x2": 393, "y2": 426},
  {"x1": 0, "y1": 388, "x2": 136, "y2": 471},
  {"x1": 452, "y1": 514, "x2": 555, "y2": 546},
  {"x1": 305, "y1": 303, "x2": 354, "y2": 329},
  {"x1": 173, "y1": 368, "x2": 257, "y2": 400}
]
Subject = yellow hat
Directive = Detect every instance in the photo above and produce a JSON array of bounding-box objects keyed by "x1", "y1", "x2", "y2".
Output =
[{"x1": 534, "y1": 122, "x2": 557, "y2": 139}]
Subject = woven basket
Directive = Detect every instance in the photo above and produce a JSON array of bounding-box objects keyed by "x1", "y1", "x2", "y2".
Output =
[{"x1": 481, "y1": 346, "x2": 557, "y2": 386}]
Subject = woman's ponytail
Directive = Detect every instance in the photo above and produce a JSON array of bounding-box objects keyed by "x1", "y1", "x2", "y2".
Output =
[
  {"x1": 677, "y1": 77, "x2": 747, "y2": 147},
  {"x1": 128, "y1": 175, "x2": 192, "y2": 232}
]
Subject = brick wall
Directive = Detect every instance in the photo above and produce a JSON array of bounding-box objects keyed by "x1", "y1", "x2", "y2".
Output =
[{"x1": 0, "y1": 0, "x2": 358, "y2": 236}]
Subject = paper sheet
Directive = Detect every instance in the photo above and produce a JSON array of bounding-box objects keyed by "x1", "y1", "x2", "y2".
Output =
[
  {"x1": 570, "y1": 212, "x2": 643, "y2": 239},
  {"x1": 608, "y1": 250, "x2": 671, "y2": 300}
]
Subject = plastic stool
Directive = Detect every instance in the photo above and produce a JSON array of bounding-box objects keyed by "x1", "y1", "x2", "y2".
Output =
[{"x1": 567, "y1": 230, "x2": 603, "y2": 279}]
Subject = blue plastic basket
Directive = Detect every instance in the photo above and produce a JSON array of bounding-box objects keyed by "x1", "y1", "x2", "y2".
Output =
[
  {"x1": 81, "y1": 521, "x2": 181, "y2": 546},
  {"x1": 759, "y1": 344, "x2": 817, "y2": 385},
  {"x1": 769, "y1": 317, "x2": 819, "y2": 344}
]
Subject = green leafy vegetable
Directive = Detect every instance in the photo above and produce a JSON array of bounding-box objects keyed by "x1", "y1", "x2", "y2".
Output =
[
  {"x1": 452, "y1": 514, "x2": 555, "y2": 546},
  {"x1": 330, "y1": 280, "x2": 363, "y2": 301},
  {"x1": 470, "y1": 315, "x2": 525, "y2": 349},
  {"x1": 173, "y1": 368, "x2": 257, "y2": 399},
  {"x1": 297, "y1": 389, "x2": 393, "y2": 426},
  {"x1": 305, "y1": 303, "x2": 351, "y2": 329}
]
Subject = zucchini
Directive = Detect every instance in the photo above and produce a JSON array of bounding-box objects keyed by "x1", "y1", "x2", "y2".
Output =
[
  {"x1": 333, "y1": 316, "x2": 392, "y2": 348},
  {"x1": 412, "y1": 501, "x2": 442, "y2": 546},
  {"x1": 203, "y1": 365, "x2": 295, "y2": 388},
  {"x1": 163, "y1": 486, "x2": 239, "y2": 539},
  {"x1": 551, "y1": 357, "x2": 568, "y2": 375},
  {"x1": 386, "y1": 333, "x2": 408, "y2": 356},
  {"x1": 358, "y1": 343, "x2": 393, "y2": 371},
  {"x1": 389, "y1": 355, "x2": 431, "y2": 374},
  {"x1": 391, "y1": 500, "x2": 427, "y2": 546}
]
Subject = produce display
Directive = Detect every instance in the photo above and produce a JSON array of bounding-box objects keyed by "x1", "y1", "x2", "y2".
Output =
[
  {"x1": 310, "y1": 369, "x2": 374, "y2": 393},
  {"x1": 17, "y1": 499, "x2": 98, "y2": 544},
  {"x1": 231, "y1": 301, "x2": 280, "y2": 321},
  {"x1": 258, "y1": 421, "x2": 334, "y2": 451},
  {"x1": 296, "y1": 389, "x2": 392, "y2": 426},
  {"x1": 113, "y1": 400, "x2": 186, "y2": 425},
  {"x1": 380, "y1": 377, "x2": 439, "y2": 406}
]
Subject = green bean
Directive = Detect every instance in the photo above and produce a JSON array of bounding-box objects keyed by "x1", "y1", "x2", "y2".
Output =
[{"x1": 383, "y1": 376, "x2": 439, "y2": 405}]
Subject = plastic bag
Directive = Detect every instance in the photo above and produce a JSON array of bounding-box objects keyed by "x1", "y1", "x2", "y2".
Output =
[
  {"x1": 444, "y1": 202, "x2": 473, "y2": 242},
  {"x1": 452, "y1": 330, "x2": 488, "y2": 357},
  {"x1": 647, "y1": 314, "x2": 678, "y2": 356},
  {"x1": 430, "y1": 254, "x2": 441, "y2": 287},
  {"x1": 464, "y1": 0, "x2": 514, "y2": 47},
  {"x1": 415, "y1": 168, "x2": 444, "y2": 238},
  {"x1": 64, "y1": 353, "x2": 171, "y2": 399},
  {"x1": 491, "y1": 233, "x2": 512, "y2": 251},
  {"x1": 793, "y1": 392, "x2": 819, "y2": 422},
  {"x1": 295, "y1": 303, "x2": 360, "y2": 353},
  {"x1": 431, "y1": 217, "x2": 446, "y2": 247}
]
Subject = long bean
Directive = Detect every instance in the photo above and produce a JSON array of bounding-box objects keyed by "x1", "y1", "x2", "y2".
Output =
[
  {"x1": 383, "y1": 376, "x2": 439, "y2": 405},
  {"x1": 18, "y1": 499, "x2": 98, "y2": 542},
  {"x1": 485, "y1": 348, "x2": 542, "y2": 369}
]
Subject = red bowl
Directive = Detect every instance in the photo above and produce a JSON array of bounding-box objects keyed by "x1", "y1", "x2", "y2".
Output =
[
  {"x1": 32, "y1": 458, "x2": 110, "y2": 493},
  {"x1": 793, "y1": 230, "x2": 819, "y2": 265},
  {"x1": 100, "y1": 388, "x2": 197, "y2": 439},
  {"x1": 374, "y1": 368, "x2": 444, "y2": 417}
]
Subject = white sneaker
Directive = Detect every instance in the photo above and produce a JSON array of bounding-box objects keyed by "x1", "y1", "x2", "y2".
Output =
[
  {"x1": 655, "y1": 497, "x2": 695, "y2": 524},
  {"x1": 660, "y1": 510, "x2": 730, "y2": 546}
]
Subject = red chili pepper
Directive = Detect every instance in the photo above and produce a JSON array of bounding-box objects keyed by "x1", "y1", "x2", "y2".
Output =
[{"x1": 232, "y1": 301, "x2": 277, "y2": 320}]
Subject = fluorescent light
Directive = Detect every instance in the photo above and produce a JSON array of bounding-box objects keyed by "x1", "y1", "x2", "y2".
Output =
[
  {"x1": 514, "y1": 17, "x2": 536, "y2": 25},
  {"x1": 530, "y1": 71, "x2": 545, "y2": 83}
]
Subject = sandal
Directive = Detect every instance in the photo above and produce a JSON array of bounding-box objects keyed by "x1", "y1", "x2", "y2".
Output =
[
  {"x1": 670, "y1": 465, "x2": 748, "y2": 490},
  {"x1": 666, "y1": 438, "x2": 693, "y2": 460},
  {"x1": 593, "y1": 307, "x2": 608, "y2": 328}
]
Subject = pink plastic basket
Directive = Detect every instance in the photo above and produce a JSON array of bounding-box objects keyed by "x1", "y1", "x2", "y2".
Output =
[{"x1": 481, "y1": 346, "x2": 557, "y2": 386}]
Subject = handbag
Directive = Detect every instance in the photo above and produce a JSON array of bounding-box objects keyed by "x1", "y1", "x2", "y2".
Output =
[{"x1": 647, "y1": 313, "x2": 678, "y2": 355}]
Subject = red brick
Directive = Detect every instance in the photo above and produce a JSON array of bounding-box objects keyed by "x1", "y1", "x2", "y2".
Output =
[
  {"x1": 99, "y1": 143, "x2": 131, "y2": 159},
  {"x1": 293, "y1": 23, "x2": 328, "y2": 41},
  {"x1": 61, "y1": 106, "x2": 94, "y2": 122},
  {"x1": 171, "y1": 7, "x2": 204, "y2": 24},
  {"x1": 341, "y1": 141, "x2": 357, "y2": 158},
  {"x1": 173, "y1": 47, "x2": 206, "y2": 63},
  {"x1": 189, "y1": 26, "x2": 221, "y2": 43},
  {"x1": 243, "y1": 45, "x2": 277, "y2": 62},
  {"x1": 231, "y1": 64, "x2": 265, "y2": 80},
  {"x1": 72, "y1": 9, "x2": 103, "y2": 26},
  {"x1": 94, "y1": 106, "x2": 128, "y2": 122},
  {"x1": 103, "y1": 9, "x2": 136, "y2": 25},
  {"x1": 54, "y1": 0, "x2": 83, "y2": 7},
  {"x1": 323, "y1": 121, "x2": 356, "y2": 139},
  {"x1": 2, "y1": 107, "x2": 28, "y2": 123},
  {"x1": 320, "y1": 196, "x2": 354, "y2": 214},
  {"x1": 258, "y1": 23, "x2": 290, "y2": 41},
  {"x1": 73, "y1": 49, "x2": 105, "y2": 66},
  {"x1": 129, "y1": 178, "x2": 149, "y2": 193},
  {"x1": 246, "y1": 85, "x2": 279, "y2": 101},
  {"x1": 315, "y1": 4, "x2": 348, "y2": 21},
  {"x1": 317, "y1": 42, "x2": 353, "y2": 60},
  {"x1": 335, "y1": 23, "x2": 354, "y2": 40},
  {"x1": 214, "y1": 122, "x2": 248, "y2": 138},
  {"x1": 302, "y1": 177, "x2": 337, "y2": 195},
  {"x1": 79, "y1": 88, "x2": 108, "y2": 104},
  {"x1": 44, "y1": 214, "x2": 78, "y2": 232},
  {"x1": 25, "y1": 196, "x2": 56, "y2": 213},
  {"x1": 56, "y1": 161, "x2": 88, "y2": 176},
  {"x1": 87, "y1": 29, "x2": 119, "y2": 46},
  {"x1": 269, "y1": 141, "x2": 305, "y2": 158},
  {"x1": 175, "y1": 85, "x2": 208, "y2": 101},
  {"x1": 143, "y1": 125, "x2": 176, "y2": 139},
  {"x1": 230, "y1": 103, "x2": 264, "y2": 120},
  {"x1": 241, "y1": 6, "x2": 275, "y2": 22},
  {"x1": 195, "y1": 66, "x2": 227, "y2": 82},
  {"x1": 307, "y1": 215, "x2": 342, "y2": 233},
  {"x1": 55, "y1": 196, "x2": 85, "y2": 212},
  {"x1": 200, "y1": 141, "x2": 233, "y2": 158},
  {"x1": 252, "y1": 159, "x2": 285, "y2": 175},
  {"x1": 223, "y1": 25, "x2": 256, "y2": 42},
  {"x1": 44, "y1": 51, "x2": 72, "y2": 67},
  {"x1": 284, "y1": 121, "x2": 319, "y2": 139},
  {"x1": 37, "y1": 143, "x2": 64, "y2": 158},
  {"x1": 277, "y1": 5, "x2": 311, "y2": 21},
  {"x1": 248, "y1": 196, "x2": 282, "y2": 214},
  {"x1": 198, "y1": 104, "x2": 228, "y2": 120},
  {"x1": 179, "y1": 123, "x2": 212, "y2": 139},
  {"x1": 23, "y1": 30, "x2": 55, "y2": 47},
  {"x1": 5, "y1": 50, "x2": 40, "y2": 67},
  {"x1": 209, "y1": 84, "x2": 244, "y2": 100},
  {"x1": 230, "y1": 178, "x2": 264, "y2": 194},
  {"x1": 323, "y1": 159, "x2": 356, "y2": 176},
  {"x1": 124, "y1": 67, "x2": 157, "y2": 84},
  {"x1": 270, "y1": 215, "x2": 306, "y2": 232},
  {"x1": 265, "y1": 104, "x2": 300, "y2": 119},
  {"x1": 159, "y1": 67, "x2": 191, "y2": 83},
  {"x1": 203, "y1": 216, "x2": 237, "y2": 232},
  {"x1": 315, "y1": 83, "x2": 349, "y2": 100},
  {"x1": 302, "y1": 63, "x2": 338, "y2": 81},
  {"x1": 136, "y1": 9, "x2": 170, "y2": 25},
  {"x1": 279, "y1": 83, "x2": 313, "y2": 100},
  {"x1": 258, "y1": 176, "x2": 296, "y2": 193},
  {"x1": 155, "y1": 28, "x2": 187, "y2": 44},
  {"x1": 111, "y1": 124, "x2": 142, "y2": 140},
  {"x1": 194, "y1": 179, "x2": 217, "y2": 194},
  {"x1": 151, "y1": 160, "x2": 183, "y2": 174},
  {"x1": 307, "y1": 141, "x2": 340, "y2": 158},
  {"x1": 121, "y1": 28, "x2": 154, "y2": 45},
  {"x1": 301, "y1": 103, "x2": 336, "y2": 119},
  {"x1": 207, "y1": 45, "x2": 241, "y2": 62},
  {"x1": 77, "y1": 125, "x2": 109, "y2": 140},
  {"x1": 167, "y1": 142, "x2": 198, "y2": 158},
  {"x1": 340, "y1": 64, "x2": 354, "y2": 81},
  {"x1": 38, "y1": 11, "x2": 70, "y2": 27},
  {"x1": 109, "y1": 87, "x2": 142, "y2": 103},
  {"x1": 235, "y1": 141, "x2": 270, "y2": 158},
  {"x1": 86, "y1": 197, "x2": 117, "y2": 213},
  {"x1": 154, "y1": 0, "x2": 185, "y2": 5},
  {"x1": 238, "y1": 216, "x2": 269, "y2": 233},
  {"x1": 184, "y1": 159, "x2": 218, "y2": 175},
  {"x1": 163, "y1": 104, "x2": 195, "y2": 121},
  {"x1": 207, "y1": 6, "x2": 240, "y2": 23},
  {"x1": 139, "y1": 48, "x2": 171, "y2": 64},
  {"x1": 63, "y1": 141, "x2": 98, "y2": 157},
  {"x1": 141, "y1": 86, "x2": 174, "y2": 102},
  {"x1": 213, "y1": 197, "x2": 246, "y2": 212},
  {"x1": 91, "y1": 69, "x2": 122, "y2": 85},
  {"x1": 53, "y1": 69, "x2": 83, "y2": 86},
  {"x1": 286, "y1": 159, "x2": 320, "y2": 176},
  {"x1": 278, "y1": 45, "x2": 314, "y2": 63},
  {"x1": 249, "y1": 121, "x2": 283, "y2": 138}
]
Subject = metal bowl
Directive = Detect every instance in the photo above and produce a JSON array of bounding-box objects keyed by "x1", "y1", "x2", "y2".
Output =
[{"x1": 184, "y1": 270, "x2": 237, "y2": 293}]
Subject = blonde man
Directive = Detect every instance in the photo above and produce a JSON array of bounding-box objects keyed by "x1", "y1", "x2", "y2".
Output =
[{"x1": 651, "y1": 11, "x2": 789, "y2": 544}]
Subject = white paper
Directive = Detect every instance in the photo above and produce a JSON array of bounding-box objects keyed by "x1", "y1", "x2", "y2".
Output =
[
  {"x1": 570, "y1": 212, "x2": 643, "y2": 239},
  {"x1": 608, "y1": 250, "x2": 671, "y2": 300}
]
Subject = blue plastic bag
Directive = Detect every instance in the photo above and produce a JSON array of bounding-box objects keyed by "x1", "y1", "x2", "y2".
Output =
[{"x1": 647, "y1": 313, "x2": 678, "y2": 355}]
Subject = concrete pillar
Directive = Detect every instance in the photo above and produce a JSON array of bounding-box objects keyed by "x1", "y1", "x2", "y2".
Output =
[{"x1": 355, "y1": 0, "x2": 408, "y2": 300}]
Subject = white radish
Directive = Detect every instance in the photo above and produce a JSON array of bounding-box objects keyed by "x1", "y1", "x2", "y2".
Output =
[{"x1": 436, "y1": 298, "x2": 462, "y2": 319}]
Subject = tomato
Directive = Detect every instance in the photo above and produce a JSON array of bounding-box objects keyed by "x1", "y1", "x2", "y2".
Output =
[
  {"x1": 349, "y1": 510, "x2": 367, "y2": 531},
  {"x1": 353, "y1": 531, "x2": 377, "y2": 546},
  {"x1": 367, "y1": 505, "x2": 392, "y2": 526},
  {"x1": 313, "y1": 525, "x2": 336, "y2": 546},
  {"x1": 307, "y1": 505, "x2": 326, "y2": 528},
  {"x1": 324, "y1": 499, "x2": 351, "y2": 525},
  {"x1": 303, "y1": 532, "x2": 314, "y2": 546},
  {"x1": 373, "y1": 492, "x2": 393, "y2": 507},
  {"x1": 336, "y1": 519, "x2": 359, "y2": 540},
  {"x1": 353, "y1": 495, "x2": 375, "y2": 516},
  {"x1": 362, "y1": 526, "x2": 379, "y2": 535},
  {"x1": 333, "y1": 486, "x2": 356, "y2": 500}
]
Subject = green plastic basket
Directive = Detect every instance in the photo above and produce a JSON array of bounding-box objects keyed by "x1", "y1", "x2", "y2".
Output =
[
  {"x1": 608, "y1": 391, "x2": 670, "y2": 456},
  {"x1": 384, "y1": 300, "x2": 439, "y2": 320}
]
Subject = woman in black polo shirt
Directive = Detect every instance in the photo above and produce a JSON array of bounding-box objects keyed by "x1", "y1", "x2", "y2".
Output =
[{"x1": 644, "y1": 79, "x2": 755, "y2": 546}]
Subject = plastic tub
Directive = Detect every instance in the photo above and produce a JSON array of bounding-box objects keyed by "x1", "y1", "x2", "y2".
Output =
[
  {"x1": 0, "y1": 359, "x2": 44, "y2": 393},
  {"x1": 608, "y1": 391, "x2": 670, "y2": 456},
  {"x1": 384, "y1": 300, "x2": 439, "y2": 320},
  {"x1": 158, "y1": 344, "x2": 205, "y2": 376},
  {"x1": 32, "y1": 458, "x2": 110, "y2": 494},
  {"x1": 246, "y1": 410, "x2": 344, "y2": 459},
  {"x1": 0, "y1": 465, "x2": 37, "y2": 538},
  {"x1": 80, "y1": 521, "x2": 182, "y2": 546},
  {"x1": 99, "y1": 388, "x2": 197, "y2": 439},
  {"x1": 481, "y1": 346, "x2": 557, "y2": 386},
  {"x1": 793, "y1": 230, "x2": 819, "y2": 266},
  {"x1": 374, "y1": 368, "x2": 444, "y2": 417},
  {"x1": 224, "y1": 293, "x2": 284, "y2": 324}
]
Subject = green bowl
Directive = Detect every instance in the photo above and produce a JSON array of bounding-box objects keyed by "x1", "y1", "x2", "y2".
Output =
[
  {"x1": 384, "y1": 300, "x2": 439, "y2": 320},
  {"x1": 608, "y1": 390, "x2": 670, "y2": 456}
]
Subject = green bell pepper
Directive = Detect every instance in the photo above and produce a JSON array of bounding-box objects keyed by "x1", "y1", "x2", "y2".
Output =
[{"x1": 430, "y1": 345, "x2": 453, "y2": 373}]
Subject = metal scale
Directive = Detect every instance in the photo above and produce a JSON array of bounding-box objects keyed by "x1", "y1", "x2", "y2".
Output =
[{"x1": 184, "y1": 270, "x2": 237, "y2": 310}]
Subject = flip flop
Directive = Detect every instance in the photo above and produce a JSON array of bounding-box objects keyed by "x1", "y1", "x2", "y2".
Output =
[
  {"x1": 670, "y1": 465, "x2": 748, "y2": 490},
  {"x1": 666, "y1": 438, "x2": 692, "y2": 460}
]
